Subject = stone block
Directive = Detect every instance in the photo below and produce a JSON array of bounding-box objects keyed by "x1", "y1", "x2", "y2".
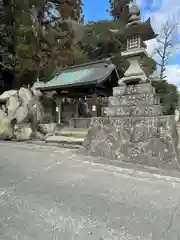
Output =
[
  {"x1": 108, "y1": 93, "x2": 160, "y2": 106},
  {"x1": 105, "y1": 105, "x2": 162, "y2": 117},
  {"x1": 14, "y1": 123, "x2": 33, "y2": 141},
  {"x1": 83, "y1": 79, "x2": 179, "y2": 171},
  {"x1": 38, "y1": 123, "x2": 57, "y2": 135},
  {"x1": 82, "y1": 116, "x2": 180, "y2": 170},
  {"x1": 113, "y1": 83, "x2": 155, "y2": 96}
]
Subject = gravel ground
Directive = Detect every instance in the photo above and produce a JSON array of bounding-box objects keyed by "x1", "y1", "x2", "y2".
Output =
[{"x1": 0, "y1": 141, "x2": 180, "y2": 239}]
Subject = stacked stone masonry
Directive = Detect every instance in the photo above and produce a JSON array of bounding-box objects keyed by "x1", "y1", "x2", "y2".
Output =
[
  {"x1": 82, "y1": 83, "x2": 180, "y2": 170},
  {"x1": 108, "y1": 93, "x2": 160, "y2": 106},
  {"x1": 105, "y1": 83, "x2": 162, "y2": 117}
]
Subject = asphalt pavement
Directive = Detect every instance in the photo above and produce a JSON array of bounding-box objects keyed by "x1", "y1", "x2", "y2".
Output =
[{"x1": 0, "y1": 141, "x2": 180, "y2": 240}]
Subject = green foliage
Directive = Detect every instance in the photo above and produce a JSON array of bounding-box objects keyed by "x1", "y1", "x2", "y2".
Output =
[
  {"x1": 141, "y1": 56, "x2": 157, "y2": 76},
  {"x1": 80, "y1": 18, "x2": 177, "y2": 117},
  {"x1": 153, "y1": 80, "x2": 179, "y2": 115},
  {"x1": 0, "y1": 25, "x2": 16, "y2": 70},
  {"x1": 80, "y1": 19, "x2": 157, "y2": 78},
  {"x1": 0, "y1": 0, "x2": 84, "y2": 87},
  {"x1": 80, "y1": 20, "x2": 127, "y2": 75},
  {"x1": 0, "y1": 0, "x2": 177, "y2": 114}
]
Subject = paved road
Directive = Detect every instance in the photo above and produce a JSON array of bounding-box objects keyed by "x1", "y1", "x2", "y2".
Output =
[{"x1": 1, "y1": 142, "x2": 180, "y2": 240}]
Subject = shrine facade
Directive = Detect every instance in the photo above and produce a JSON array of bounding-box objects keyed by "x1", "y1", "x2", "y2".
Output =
[{"x1": 35, "y1": 59, "x2": 120, "y2": 128}]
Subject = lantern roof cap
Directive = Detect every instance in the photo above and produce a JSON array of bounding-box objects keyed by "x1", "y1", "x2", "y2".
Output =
[
  {"x1": 129, "y1": 4, "x2": 140, "y2": 14},
  {"x1": 109, "y1": 18, "x2": 157, "y2": 42}
]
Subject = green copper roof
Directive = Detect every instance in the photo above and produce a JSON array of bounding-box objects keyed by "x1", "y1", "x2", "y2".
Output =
[
  {"x1": 36, "y1": 59, "x2": 117, "y2": 90},
  {"x1": 44, "y1": 69, "x2": 94, "y2": 88}
]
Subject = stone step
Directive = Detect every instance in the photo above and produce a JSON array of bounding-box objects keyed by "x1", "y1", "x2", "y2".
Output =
[
  {"x1": 104, "y1": 105, "x2": 162, "y2": 117},
  {"x1": 45, "y1": 135, "x2": 85, "y2": 145},
  {"x1": 26, "y1": 140, "x2": 81, "y2": 149},
  {"x1": 109, "y1": 93, "x2": 160, "y2": 106},
  {"x1": 113, "y1": 83, "x2": 155, "y2": 96},
  {"x1": 56, "y1": 128, "x2": 89, "y2": 138}
]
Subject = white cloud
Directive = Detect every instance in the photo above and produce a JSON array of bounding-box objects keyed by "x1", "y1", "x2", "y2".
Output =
[
  {"x1": 138, "y1": 0, "x2": 180, "y2": 85},
  {"x1": 165, "y1": 65, "x2": 180, "y2": 86}
]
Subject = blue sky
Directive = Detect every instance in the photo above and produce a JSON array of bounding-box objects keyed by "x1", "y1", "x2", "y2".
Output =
[
  {"x1": 83, "y1": 0, "x2": 159, "y2": 22},
  {"x1": 83, "y1": 0, "x2": 110, "y2": 23},
  {"x1": 83, "y1": 0, "x2": 180, "y2": 85},
  {"x1": 46, "y1": 0, "x2": 180, "y2": 85},
  {"x1": 83, "y1": 0, "x2": 180, "y2": 67},
  {"x1": 83, "y1": 0, "x2": 161, "y2": 22}
]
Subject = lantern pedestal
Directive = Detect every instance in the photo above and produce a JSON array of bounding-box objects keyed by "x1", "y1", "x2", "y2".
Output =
[
  {"x1": 81, "y1": 3, "x2": 180, "y2": 170},
  {"x1": 82, "y1": 82, "x2": 180, "y2": 170}
]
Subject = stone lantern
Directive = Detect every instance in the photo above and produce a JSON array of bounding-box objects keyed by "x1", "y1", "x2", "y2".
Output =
[
  {"x1": 113, "y1": 3, "x2": 158, "y2": 85},
  {"x1": 82, "y1": 3, "x2": 180, "y2": 171}
]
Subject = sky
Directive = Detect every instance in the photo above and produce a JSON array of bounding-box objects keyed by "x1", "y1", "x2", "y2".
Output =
[{"x1": 83, "y1": 0, "x2": 180, "y2": 87}]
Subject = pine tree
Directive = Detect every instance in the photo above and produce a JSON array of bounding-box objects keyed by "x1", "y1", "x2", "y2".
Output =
[{"x1": 109, "y1": 0, "x2": 132, "y2": 21}]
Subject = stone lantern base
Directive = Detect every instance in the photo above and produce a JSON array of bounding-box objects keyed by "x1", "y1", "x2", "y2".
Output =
[{"x1": 82, "y1": 82, "x2": 180, "y2": 170}]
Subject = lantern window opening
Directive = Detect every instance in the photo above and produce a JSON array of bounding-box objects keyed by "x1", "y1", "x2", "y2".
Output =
[{"x1": 127, "y1": 36, "x2": 141, "y2": 50}]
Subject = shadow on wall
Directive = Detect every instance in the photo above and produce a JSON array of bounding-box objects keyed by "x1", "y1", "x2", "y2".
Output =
[
  {"x1": 41, "y1": 98, "x2": 93, "y2": 125},
  {"x1": 41, "y1": 99, "x2": 57, "y2": 123}
]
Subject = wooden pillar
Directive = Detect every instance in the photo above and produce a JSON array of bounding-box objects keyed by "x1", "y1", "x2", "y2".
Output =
[
  {"x1": 91, "y1": 93, "x2": 97, "y2": 117},
  {"x1": 74, "y1": 98, "x2": 79, "y2": 118},
  {"x1": 55, "y1": 98, "x2": 62, "y2": 124}
]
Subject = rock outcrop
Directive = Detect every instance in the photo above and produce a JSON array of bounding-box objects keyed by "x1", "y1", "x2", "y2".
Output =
[
  {"x1": 14, "y1": 123, "x2": 33, "y2": 141},
  {"x1": 0, "y1": 87, "x2": 44, "y2": 141},
  {"x1": 0, "y1": 118, "x2": 13, "y2": 140}
]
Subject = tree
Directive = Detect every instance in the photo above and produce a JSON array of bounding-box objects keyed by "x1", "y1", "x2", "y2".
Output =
[
  {"x1": 80, "y1": 20, "x2": 127, "y2": 75},
  {"x1": 141, "y1": 56, "x2": 157, "y2": 77},
  {"x1": 0, "y1": 0, "x2": 21, "y2": 90},
  {"x1": 79, "y1": 18, "x2": 157, "y2": 79},
  {"x1": 152, "y1": 17, "x2": 180, "y2": 114},
  {"x1": 0, "y1": 0, "x2": 84, "y2": 87},
  {"x1": 153, "y1": 80, "x2": 179, "y2": 115},
  {"x1": 155, "y1": 17, "x2": 180, "y2": 80},
  {"x1": 109, "y1": 0, "x2": 132, "y2": 22}
]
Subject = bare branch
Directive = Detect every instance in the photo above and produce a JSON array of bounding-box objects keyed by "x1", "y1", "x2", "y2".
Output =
[
  {"x1": 166, "y1": 40, "x2": 173, "y2": 46},
  {"x1": 166, "y1": 51, "x2": 171, "y2": 57},
  {"x1": 156, "y1": 62, "x2": 162, "y2": 67},
  {"x1": 155, "y1": 48, "x2": 163, "y2": 58},
  {"x1": 157, "y1": 39, "x2": 165, "y2": 45},
  {"x1": 155, "y1": 16, "x2": 180, "y2": 79}
]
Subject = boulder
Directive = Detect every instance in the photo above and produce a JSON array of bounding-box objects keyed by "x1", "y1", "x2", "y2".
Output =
[
  {"x1": 14, "y1": 124, "x2": 33, "y2": 141},
  {"x1": 0, "y1": 118, "x2": 13, "y2": 140},
  {"x1": 6, "y1": 93, "x2": 20, "y2": 120},
  {"x1": 0, "y1": 87, "x2": 45, "y2": 142},
  {"x1": 0, "y1": 90, "x2": 17, "y2": 102},
  {"x1": 0, "y1": 109, "x2": 6, "y2": 119},
  {"x1": 27, "y1": 101, "x2": 44, "y2": 131},
  {"x1": 15, "y1": 100, "x2": 44, "y2": 126},
  {"x1": 32, "y1": 89, "x2": 42, "y2": 98},
  {"x1": 15, "y1": 105, "x2": 29, "y2": 123},
  {"x1": 18, "y1": 87, "x2": 33, "y2": 106},
  {"x1": 31, "y1": 101, "x2": 44, "y2": 123},
  {"x1": 38, "y1": 123, "x2": 56, "y2": 135},
  {"x1": 1, "y1": 105, "x2": 6, "y2": 112}
]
